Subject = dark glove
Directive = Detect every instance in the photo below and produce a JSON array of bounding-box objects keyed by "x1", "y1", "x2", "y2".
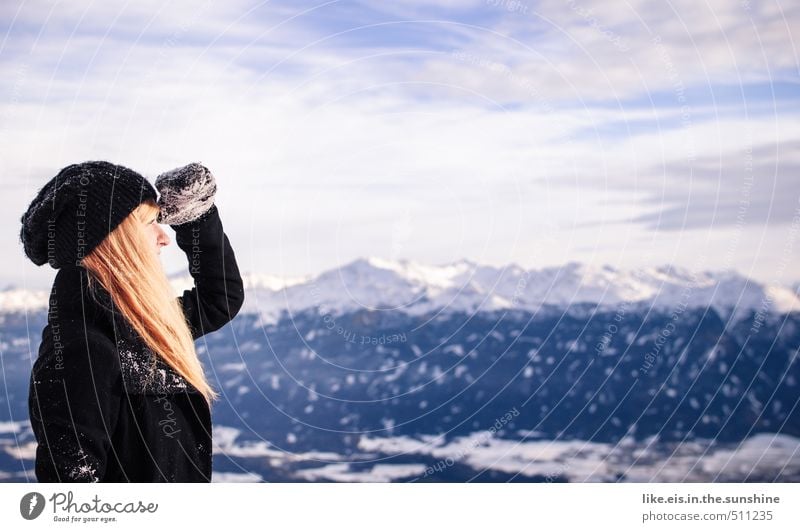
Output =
[{"x1": 154, "y1": 162, "x2": 217, "y2": 226}]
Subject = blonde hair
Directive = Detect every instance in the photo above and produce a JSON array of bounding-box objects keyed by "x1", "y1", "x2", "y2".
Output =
[{"x1": 81, "y1": 198, "x2": 219, "y2": 405}]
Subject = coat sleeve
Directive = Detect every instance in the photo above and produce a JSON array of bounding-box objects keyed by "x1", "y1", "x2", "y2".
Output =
[
  {"x1": 172, "y1": 204, "x2": 245, "y2": 340},
  {"x1": 28, "y1": 330, "x2": 123, "y2": 482}
]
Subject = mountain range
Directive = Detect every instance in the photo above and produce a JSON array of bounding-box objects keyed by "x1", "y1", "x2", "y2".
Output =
[
  {"x1": 6, "y1": 257, "x2": 796, "y2": 324},
  {"x1": 1, "y1": 258, "x2": 798, "y2": 482}
]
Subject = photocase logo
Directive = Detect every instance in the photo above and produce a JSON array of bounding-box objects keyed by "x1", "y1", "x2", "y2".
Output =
[{"x1": 20, "y1": 492, "x2": 45, "y2": 520}]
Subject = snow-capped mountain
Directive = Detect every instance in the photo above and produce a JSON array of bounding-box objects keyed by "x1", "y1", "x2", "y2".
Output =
[
  {"x1": 4, "y1": 258, "x2": 799, "y2": 323},
  {"x1": 216, "y1": 258, "x2": 800, "y2": 325},
  {"x1": 0, "y1": 287, "x2": 49, "y2": 313}
]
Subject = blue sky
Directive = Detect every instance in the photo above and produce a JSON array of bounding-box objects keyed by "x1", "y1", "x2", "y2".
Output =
[{"x1": 2, "y1": 0, "x2": 799, "y2": 289}]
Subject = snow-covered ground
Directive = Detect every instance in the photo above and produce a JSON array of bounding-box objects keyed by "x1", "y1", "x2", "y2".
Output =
[{"x1": 3, "y1": 419, "x2": 798, "y2": 482}]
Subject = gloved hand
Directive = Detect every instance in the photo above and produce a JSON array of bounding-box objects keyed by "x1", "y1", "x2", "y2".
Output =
[{"x1": 154, "y1": 162, "x2": 217, "y2": 226}]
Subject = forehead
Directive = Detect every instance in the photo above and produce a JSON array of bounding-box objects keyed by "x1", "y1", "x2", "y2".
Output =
[{"x1": 140, "y1": 207, "x2": 159, "y2": 223}]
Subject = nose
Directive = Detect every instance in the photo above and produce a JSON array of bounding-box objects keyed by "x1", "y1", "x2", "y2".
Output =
[{"x1": 156, "y1": 225, "x2": 171, "y2": 248}]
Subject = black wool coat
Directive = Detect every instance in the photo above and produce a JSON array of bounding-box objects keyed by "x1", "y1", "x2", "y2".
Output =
[{"x1": 28, "y1": 204, "x2": 245, "y2": 482}]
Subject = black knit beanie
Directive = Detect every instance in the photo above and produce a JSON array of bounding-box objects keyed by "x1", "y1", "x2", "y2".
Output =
[{"x1": 20, "y1": 161, "x2": 158, "y2": 269}]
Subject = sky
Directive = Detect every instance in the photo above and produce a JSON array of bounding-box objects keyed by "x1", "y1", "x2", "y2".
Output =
[{"x1": 1, "y1": 0, "x2": 799, "y2": 290}]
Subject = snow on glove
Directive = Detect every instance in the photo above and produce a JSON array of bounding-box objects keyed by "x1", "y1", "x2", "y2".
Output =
[{"x1": 154, "y1": 162, "x2": 217, "y2": 226}]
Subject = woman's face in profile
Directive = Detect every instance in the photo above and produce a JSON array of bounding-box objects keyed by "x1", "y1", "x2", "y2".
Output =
[{"x1": 142, "y1": 210, "x2": 171, "y2": 256}]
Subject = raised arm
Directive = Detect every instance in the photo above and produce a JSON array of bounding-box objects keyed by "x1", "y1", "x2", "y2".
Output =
[
  {"x1": 172, "y1": 204, "x2": 245, "y2": 339},
  {"x1": 155, "y1": 163, "x2": 245, "y2": 340}
]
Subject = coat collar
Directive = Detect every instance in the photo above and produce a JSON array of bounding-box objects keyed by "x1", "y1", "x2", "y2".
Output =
[{"x1": 48, "y1": 264, "x2": 119, "y2": 337}]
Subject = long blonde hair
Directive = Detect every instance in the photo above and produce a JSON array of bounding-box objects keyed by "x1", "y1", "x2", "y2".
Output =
[{"x1": 81, "y1": 198, "x2": 219, "y2": 405}]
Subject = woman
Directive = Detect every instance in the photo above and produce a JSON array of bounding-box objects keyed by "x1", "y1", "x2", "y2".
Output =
[{"x1": 20, "y1": 160, "x2": 245, "y2": 482}]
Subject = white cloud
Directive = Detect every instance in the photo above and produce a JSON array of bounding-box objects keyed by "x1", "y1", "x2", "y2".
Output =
[{"x1": 2, "y1": 0, "x2": 798, "y2": 287}]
